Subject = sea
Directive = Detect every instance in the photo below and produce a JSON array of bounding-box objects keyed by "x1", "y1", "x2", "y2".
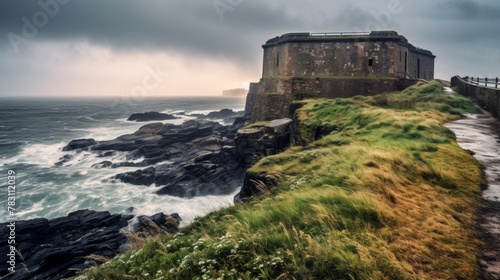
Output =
[{"x1": 0, "y1": 96, "x2": 246, "y2": 225}]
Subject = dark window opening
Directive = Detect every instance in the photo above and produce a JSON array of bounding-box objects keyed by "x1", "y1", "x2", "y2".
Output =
[
  {"x1": 368, "y1": 59, "x2": 373, "y2": 66},
  {"x1": 404, "y1": 51, "x2": 408, "y2": 74},
  {"x1": 276, "y1": 51, "x2": 279, "y2": 67},
  {"x1": 400, "y1": 51, "x2": 402, "y2": 62},
  {"x1": 417, "y1": 58, "x2": 420, "y2": 79}
]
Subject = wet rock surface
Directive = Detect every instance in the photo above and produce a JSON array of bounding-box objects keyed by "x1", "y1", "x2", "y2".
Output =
[
  {"x1": 0, "y1": 210, "x2": 180, "y2": 280},
  {"x1": 104, "y1": 119, "x2": 247, "y2": 197},
  {"x1": 62, "y1": 139, "x2": 97, "y2": 151},
  {"x1": 190, "y1": 109, "x2": 244, "y2": 123},
  {"x1": 127, "y1": 111, "x2": 178, "y2": 122},
  {"x1": 234, "y1": 118, "x2": 293, "y2": 202},
  {"x1": 445, "y1": 105, "x2": 500, "y2": 279},
  {"x1": 58, "y1": 114, "x2": 249, "y2": 198}
]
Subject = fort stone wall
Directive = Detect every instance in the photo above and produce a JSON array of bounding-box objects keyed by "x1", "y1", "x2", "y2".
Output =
[{"x1": 249, "y1": 31, "x2": 436, "y2": 122}]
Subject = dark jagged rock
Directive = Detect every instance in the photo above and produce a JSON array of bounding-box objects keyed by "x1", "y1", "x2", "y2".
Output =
[
  {"x1": 62, "y1": 139, "x2": 96, "y2": 151},
  {"x1": 91, "y1": 161, "x2": 112, "y2": 169},
  {"x1": 58, "y1": 120, "x2": 247, "y2": 198},
  {"x1": 190, "y1": 109, "x2": 244, "y2": 122},
  {"x1": 97, "y1": 151, "x2": 115, "y2": 158},
  {"x1": 60, "y1": 116, "x2": 290, "y2": 202},
  {"x1": 206, "y1": 109, "x2": 239, "y2": 119},
  {"x1": 235, "y1": 172, "x2": 283, "y2": 202},
  {"x1": 54, "y1": 154, "x2": 73, "y2": 167},
  {"x1": 234, "y1": 119, "x2": 293, "y2": 202},
  {"x1": 235, "y1": 119, "x2": 292, "y2": 169},
  {"x1": 0, "y1": 210, "x2": 129, "y2": 280},
  {"x1": 0, "y1": 210, "x2": 180, "y2": 280},
  {"x1": 132, "y1": 213, "x2": 182, "y2": 237},
  {"x1": 116, "y1": 145, "x2": 245, "y2": 198},
  {"x1": 127, "y1": 112, "x2": 178, "y2": 122},
  {"x1": 62, "y1": 113, "x2": 292, "y2": 202}
]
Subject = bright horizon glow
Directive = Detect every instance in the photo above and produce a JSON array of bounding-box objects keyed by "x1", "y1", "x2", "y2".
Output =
[{"x1": 0, "y1": 41, "x2": 259, "y2": 97}]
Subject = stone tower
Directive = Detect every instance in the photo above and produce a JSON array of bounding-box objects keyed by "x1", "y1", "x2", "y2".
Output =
[{"x1": 246, "y1": 31, "x2": 436, "y2": 121}]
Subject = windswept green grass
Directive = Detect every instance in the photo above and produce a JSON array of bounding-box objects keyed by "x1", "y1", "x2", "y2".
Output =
[{"x1": 77, "y1": 81, "x2": 485, "y2": 280}]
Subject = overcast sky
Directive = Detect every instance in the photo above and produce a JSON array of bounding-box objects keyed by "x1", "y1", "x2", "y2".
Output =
[{"x1": 0, "y1": 0, "x2": 498, "y2": 97}]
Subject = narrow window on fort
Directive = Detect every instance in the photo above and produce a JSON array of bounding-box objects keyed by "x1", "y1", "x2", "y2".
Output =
[
  {"x1": 400, "y1": 51, "x2": 402, "y2": 62},
  {"x1": 276, "y1": 51, "x2": 280, "y2": 67},
  {"x1": 368, "y1": 59, "x2": 373, "y2": 67},
  {"x1": 404, "y1": 51, "x2": 408, "y2": 73},
  {"x1": 417, "y1": 58, "x2": 420, "y2": 79}
]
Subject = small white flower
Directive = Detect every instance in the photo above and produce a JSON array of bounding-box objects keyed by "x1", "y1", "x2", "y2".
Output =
[
  {"x1": 199, "y1": 260, "x2": 205, "y2": 265},
  {"x1": 259, "y1": 264, "x2": 264, "y2": 268},
  {"x1": 169, "y1": 268, "x2": 175, "y2": 273},
  {"x1": 231, "y1": 249, "x2": 237, "y2": 254}
]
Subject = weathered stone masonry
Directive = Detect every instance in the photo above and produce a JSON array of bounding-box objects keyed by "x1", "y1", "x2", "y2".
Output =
[
  {"x1": 246, "y1": 31, "x2": 436, "y2": 121},
  {"x1": 452, "y1": 76, "x2": 500, "y2": 118}
]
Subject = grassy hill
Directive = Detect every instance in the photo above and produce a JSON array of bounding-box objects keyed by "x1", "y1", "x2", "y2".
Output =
[{"x1": 77, "y1": 81, "x2": 486, "y2": 280}]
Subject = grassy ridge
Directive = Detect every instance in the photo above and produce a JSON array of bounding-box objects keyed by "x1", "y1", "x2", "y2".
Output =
[{"x1": 78, "y1": 81, "x2": 485, "y2": 280}]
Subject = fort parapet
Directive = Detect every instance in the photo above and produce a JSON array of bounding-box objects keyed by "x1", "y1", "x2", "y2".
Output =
[{"x1": 247, "y1": 31, "x2": 436, "y2": 121}]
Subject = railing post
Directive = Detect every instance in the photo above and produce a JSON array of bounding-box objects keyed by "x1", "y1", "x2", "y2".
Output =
[
  {"x1": 485, "y1": 77, "x2": 488, "y2": 87},
  {"x1": 471, "y1": 77, "x2": 473, "y2": 84},
  {"x1": 477, "y1": 77, "x2": 479, "y2": 85},
  {"x1": 496, "y1": 78, "x2": 498, "y2": 89}
]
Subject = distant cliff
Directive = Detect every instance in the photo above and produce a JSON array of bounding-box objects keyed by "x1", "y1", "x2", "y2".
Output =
[{"x1": 222, "y1": 88, "x2": 248, "y2": 97}]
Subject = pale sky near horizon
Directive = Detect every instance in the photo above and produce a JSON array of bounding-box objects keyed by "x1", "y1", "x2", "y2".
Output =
[{"x1": 0, "y1": 0, "x2": 498, "y2": 97}]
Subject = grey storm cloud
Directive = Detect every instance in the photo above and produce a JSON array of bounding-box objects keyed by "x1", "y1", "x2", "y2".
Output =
[
  {"x1": 0, "y1": 0, "x2": 304, "y2": 61},
  {"x1": 442, "y1": 0, "x2": 500, "y2": 20},
  {"x1": 0, "y1": 0, "x2": 498, "y2": 90}
]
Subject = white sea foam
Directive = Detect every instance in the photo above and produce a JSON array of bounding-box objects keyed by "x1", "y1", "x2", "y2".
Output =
[
  {"x1": 0, "y1": 129, "x2": 238, "y2": 225},
  {"x1": 0, "y1": 100, "x2": 245, "y2": 224},
  {"x1": 0, "y1": 142, "x2": 66, "y2": 168}
]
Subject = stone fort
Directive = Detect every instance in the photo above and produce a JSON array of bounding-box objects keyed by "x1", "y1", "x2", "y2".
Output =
[{"x1": 246, "y1": 31, "x2": 436, "y2": 121}]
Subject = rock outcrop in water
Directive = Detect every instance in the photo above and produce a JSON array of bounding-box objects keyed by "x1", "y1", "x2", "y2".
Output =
[
  {"x1": 0, "y1": 210, "x2": 180, "y2": 280},
  {"x1": 127, "y1": 111, "x2": 178, "y2": 122},
  {"x1": 100, "y1": 119, "x2": 247, "y2": 197},
  {"x1": 59, "y1": 112, "x2": 293, "y2": 200},
  {"x1": 62, "y1": 139, "x2": 97, "y2": 151},
  {"x1": 59, "y1": 112, "x2": 249, "y2": 197}
]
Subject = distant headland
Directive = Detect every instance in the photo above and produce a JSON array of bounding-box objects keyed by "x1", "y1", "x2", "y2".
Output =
[{"x1": 222, "y1": 88, "x2": 248, "y2": 97}]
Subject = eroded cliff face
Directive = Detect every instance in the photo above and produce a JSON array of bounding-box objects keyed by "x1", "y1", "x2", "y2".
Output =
[{"x1": 234, "y1": 118, "x2": 295, "y2": 202}]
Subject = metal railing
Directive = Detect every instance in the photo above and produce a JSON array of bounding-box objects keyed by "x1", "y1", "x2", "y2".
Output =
[{"x1": 467, "y1": 76, "x2": 499, "y2": 88}]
